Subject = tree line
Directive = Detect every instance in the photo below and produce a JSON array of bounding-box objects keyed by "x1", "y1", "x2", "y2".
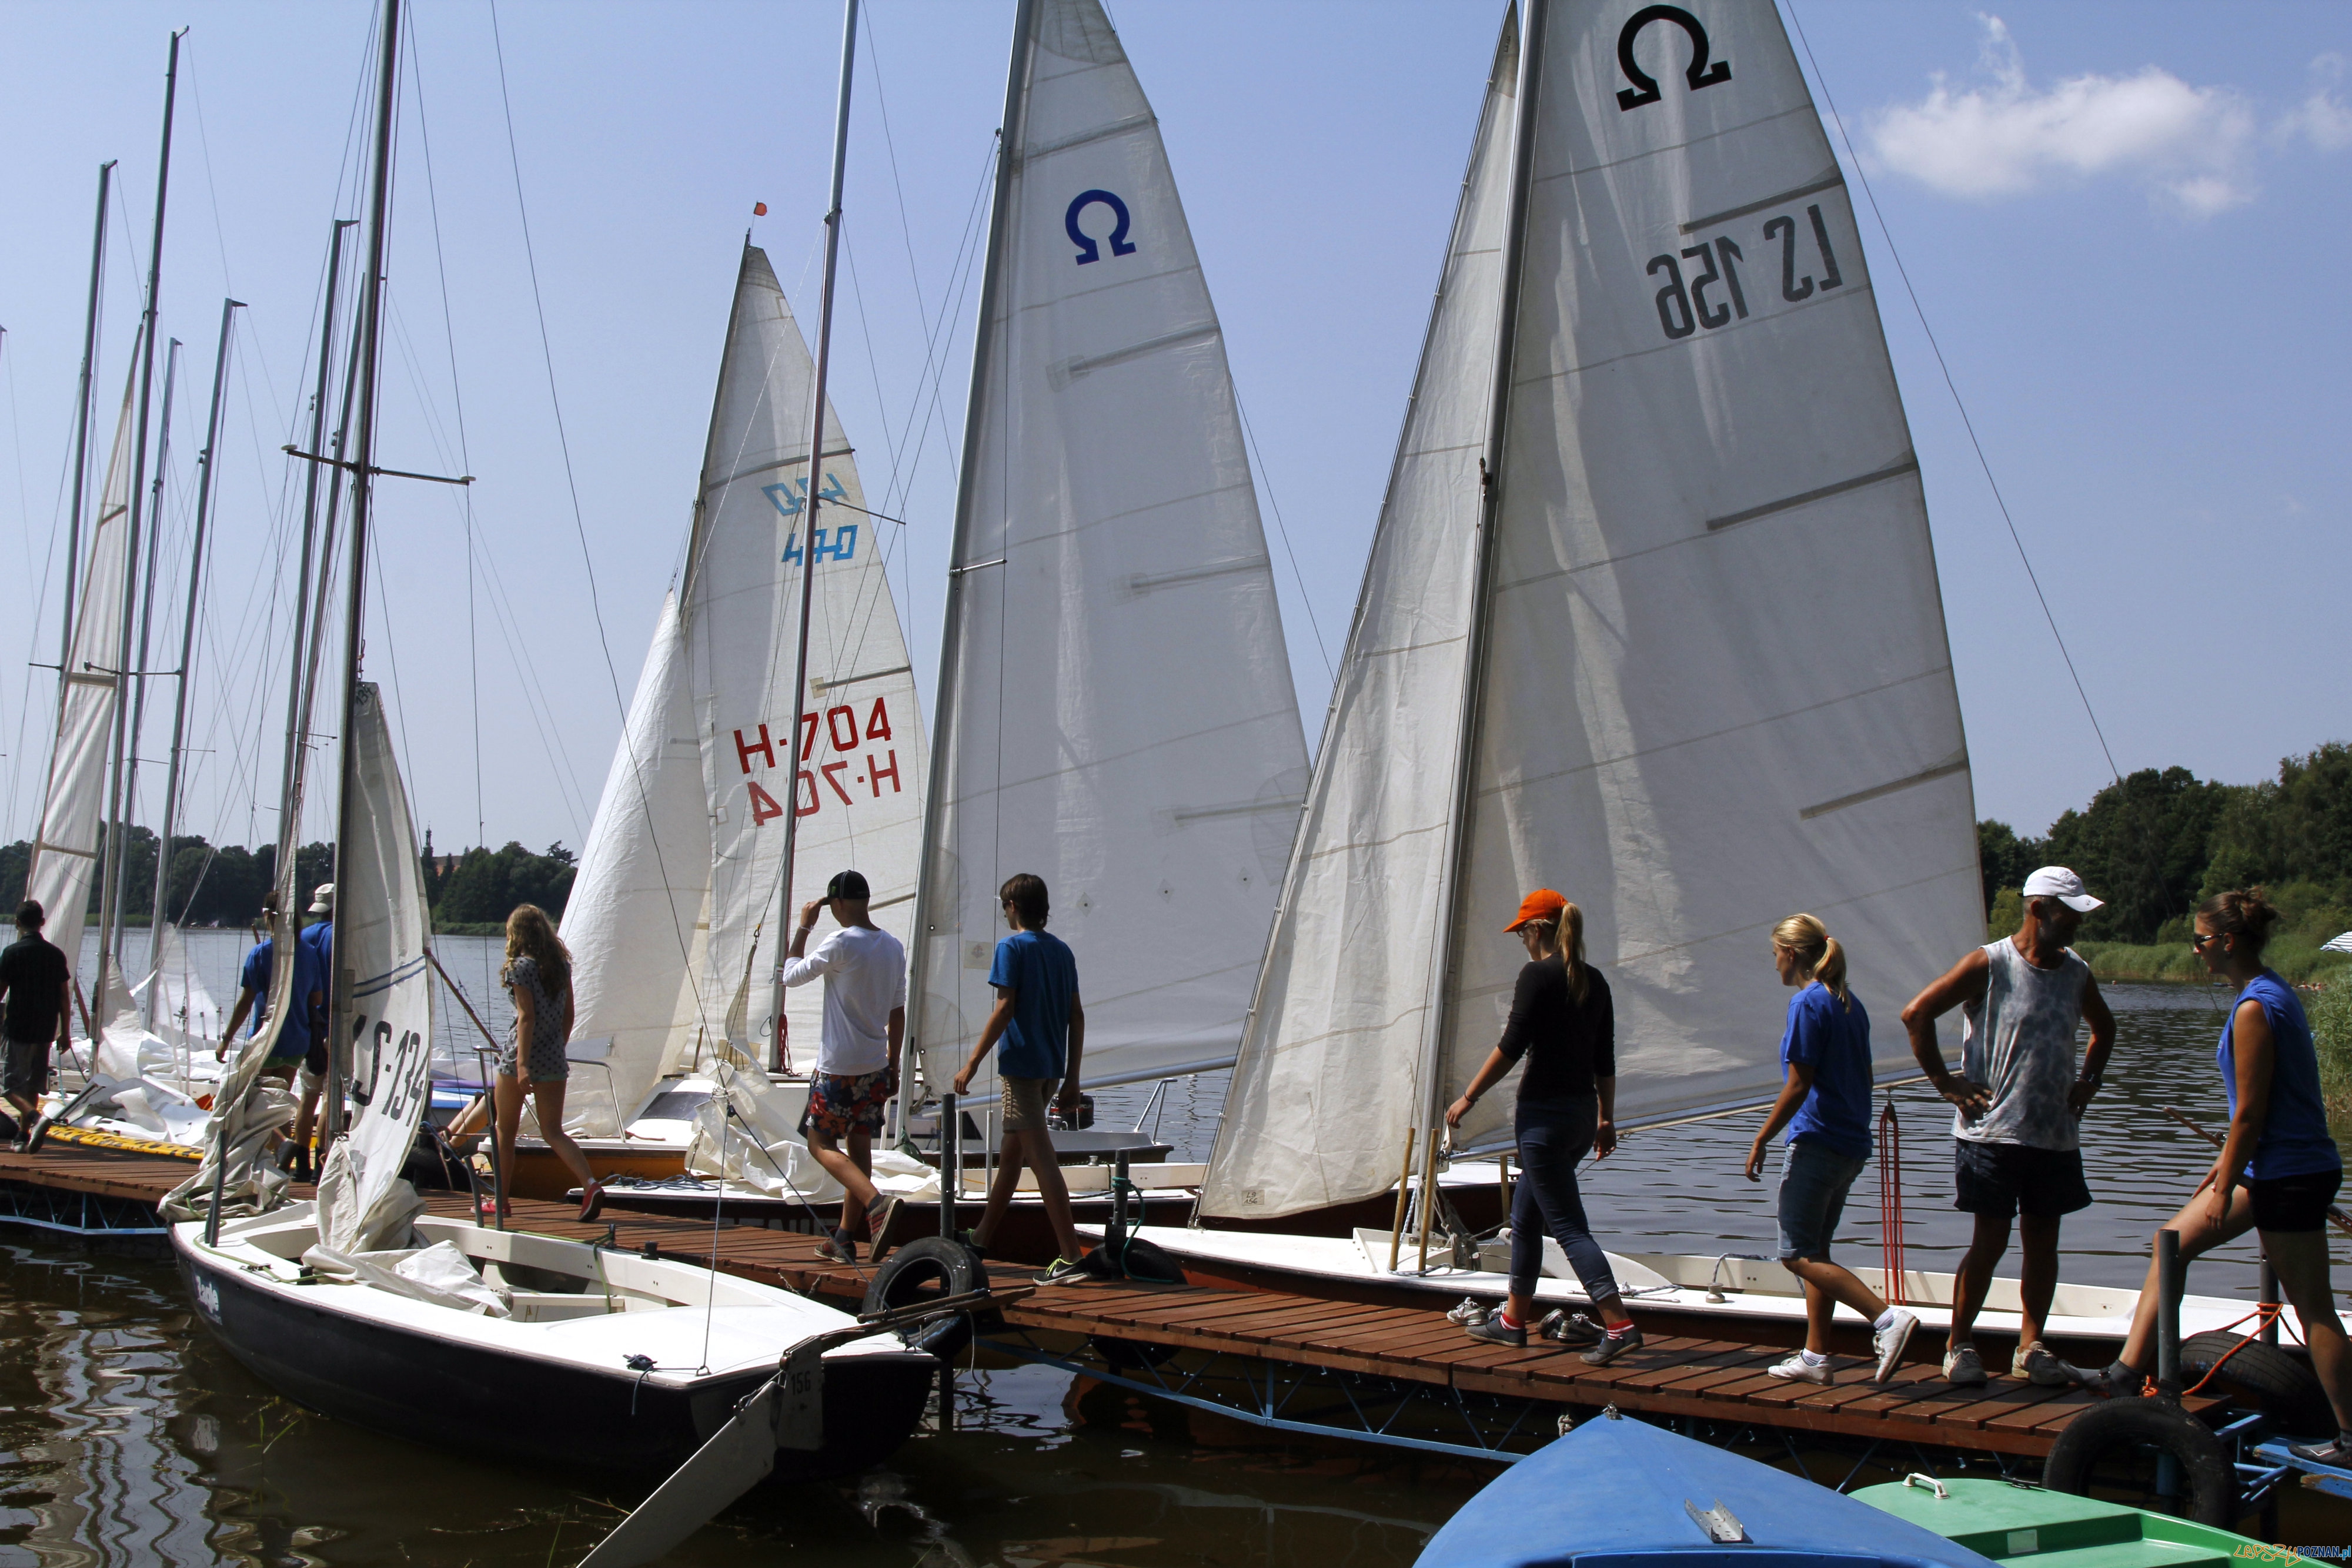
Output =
[
  {"x1": 1979, "y1": 741, "x2": 2352, "y2": 945},
  {"x1": 0, "y1": 828, "x2": 576, "y2": 930}
]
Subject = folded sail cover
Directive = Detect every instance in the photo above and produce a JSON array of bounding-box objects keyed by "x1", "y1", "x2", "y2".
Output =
[
  {"x1": 1204, "y1": 0, "x2": 1980, "y2": 1220},
  {"x1": 911, "y1": 0, "x2": 1309, "y2": 1096},
  {"x1": 329, "y1": 680, "x2": 436, "y2": 1248}
]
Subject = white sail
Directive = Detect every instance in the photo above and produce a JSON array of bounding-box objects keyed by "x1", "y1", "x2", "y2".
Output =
[
  {"x1": 911, "y1": 0, "x2": 1309, "y2": 1099},
  {"x1": 26, "y1": 352, "x2": 142, "y2": 971},
  {"x1": 1204, "y1": 0, "x2": 1980, "y2": 1219},
  {"x1": 318, "y1": 681, "x2": 436, "y2": 1251},
  {"x1": 557, "y1": 594, "x2": 710, "y2": 1135},
  {"x1": 687, "y1": 246, "x2": 927, "y2": 1069},
  {"x1": 1200, "y1": 17, "x2": 1524, "y2": 1221}
]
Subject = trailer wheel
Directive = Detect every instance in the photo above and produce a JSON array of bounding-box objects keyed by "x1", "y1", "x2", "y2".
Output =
[
  {"x1": 2045, "y1": 1398, "x2": 2236, "y2": 1527},
  {"x1": 2180, "y1": 1330, "x2": 2333, "y2": 1437},
  {"x1": 861, "y1": 1236, "x2": 985, "y2": 1359}
]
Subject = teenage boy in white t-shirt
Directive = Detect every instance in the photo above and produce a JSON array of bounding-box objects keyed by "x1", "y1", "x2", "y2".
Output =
[{"x1": 783, "y1": 869, "x2": 906, "y2": 1263}]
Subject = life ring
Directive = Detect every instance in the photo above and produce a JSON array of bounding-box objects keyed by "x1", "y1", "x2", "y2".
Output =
[
  {"x1": 861, "y1": 1236, "x2": 986, "y2": 1360},
  {"x1": 2180, "y1": 1330, "x2": 2334, "y2": 1437},
  {"x1": 2044, "y1": 1398, "x2": 2237, "y2": 1527}
]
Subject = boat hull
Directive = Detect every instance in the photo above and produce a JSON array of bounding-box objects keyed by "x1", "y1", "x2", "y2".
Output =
[{"x1": 173, "y1": 1229, "x2": 933, "y2": 1479}]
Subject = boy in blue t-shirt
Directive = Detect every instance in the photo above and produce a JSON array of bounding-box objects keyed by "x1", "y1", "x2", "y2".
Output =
[{"x1": 952, "y1": 872, "x2": 1088, "y2": 1281}]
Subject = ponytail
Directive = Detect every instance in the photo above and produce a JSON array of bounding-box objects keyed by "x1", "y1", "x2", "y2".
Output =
[
  {"x1": 1524, "y1": 901, "x2": 1592, "y2": 1005},
  {"x1": 1772, "y1": 912, "x2": 1849, "y2": 1007}
]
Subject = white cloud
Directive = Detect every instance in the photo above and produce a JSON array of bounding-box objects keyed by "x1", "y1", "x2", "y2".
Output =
[
  {"x1": 2274, "y1": 54, "x2": 2352, "y2": 152},
  {"x1": 1867, "y1": 16, "x2": 2257, "y2": 218}
]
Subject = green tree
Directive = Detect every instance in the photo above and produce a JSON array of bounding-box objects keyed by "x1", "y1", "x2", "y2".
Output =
[
  {"x1": 2200, "y1": 743, "x2": 2352, "y2": 906},
  {"x1": 2042, "y1": 766, "x2": 2238, "y2": 943},
  {"x1": 1976, "y1": 819, "x2": 2044, "y2": 919},
  {"x1": 435, "y1": 841, "x2": 575, "y2": 924}
]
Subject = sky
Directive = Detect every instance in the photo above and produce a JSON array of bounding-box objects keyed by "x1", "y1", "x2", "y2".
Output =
[{"x1": 0, "y1": 0, "x2": 2346, "y2": 868}]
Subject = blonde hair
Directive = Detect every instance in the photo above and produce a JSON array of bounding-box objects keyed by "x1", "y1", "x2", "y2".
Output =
[
  {"x1": 503, "y1": 903, "x2": 573, "y2": 999},
  {"x1": 1772, "y1": 912, "x2": 1848, "y2": 1006},
  {"x1": 1524, "y1": 901, "x2": 1591, "y2": 1005}
]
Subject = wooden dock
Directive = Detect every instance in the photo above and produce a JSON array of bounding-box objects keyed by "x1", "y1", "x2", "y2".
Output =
[{"x1": 0, "y1": 1142, "x2": 2214, "y2": 1465}]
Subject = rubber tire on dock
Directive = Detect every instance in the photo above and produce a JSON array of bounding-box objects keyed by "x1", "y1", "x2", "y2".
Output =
[
  {"x1": 862, "y1": 1237, "x2": 987, "y2": 1360},
  {"x1": 2179, "y1": 1330, "x2": 2334, "y2": 1437},
  {"x1": 2044, "y1": 1398, "x2": 2237, "y2": 1527}
]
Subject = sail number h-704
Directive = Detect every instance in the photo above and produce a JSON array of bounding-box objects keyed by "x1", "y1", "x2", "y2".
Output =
[{"x1": 734, "y1": 696, "x2": 902, "y2": 826}]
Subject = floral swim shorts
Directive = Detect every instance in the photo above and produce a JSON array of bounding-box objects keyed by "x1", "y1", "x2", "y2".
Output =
[{"x1": 800, "y1": 1068, "x2": 891, "y2": 1141}]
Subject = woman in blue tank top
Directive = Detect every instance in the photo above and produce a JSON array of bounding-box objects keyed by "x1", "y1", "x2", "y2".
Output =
[{"x1": 2088, "y1": 889, "x2": 2352, "y2": 1464}]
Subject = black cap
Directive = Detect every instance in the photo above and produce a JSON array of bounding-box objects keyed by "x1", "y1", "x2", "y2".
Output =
[{"x1": 826, "y1": 869, "x2": 870, "y2": 901}]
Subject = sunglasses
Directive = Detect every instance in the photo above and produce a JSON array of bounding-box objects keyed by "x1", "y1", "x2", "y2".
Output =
[{"x1": 2189, "y1": 931, "x2": 2226, "y2": 950}]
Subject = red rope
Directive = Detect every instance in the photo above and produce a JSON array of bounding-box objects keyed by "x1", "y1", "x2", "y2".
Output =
[{"x1": 1879, "y1": 1092, "x2": 1905, "y2": 1306}]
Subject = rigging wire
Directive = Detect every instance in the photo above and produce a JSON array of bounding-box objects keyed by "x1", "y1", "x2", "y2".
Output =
[
  {"x1": 489, "y1": 0, "x2": 708, "y2": 1057},
  {"x1": 400, "y1": 9, "x2": 486, "y2": 850},
  {"x1": 1234, "y1": 394, "x2": 1333, "y2": 684},
  {"x1": 1783, "y1": 0, "x2": 2120, "y2": 784}
]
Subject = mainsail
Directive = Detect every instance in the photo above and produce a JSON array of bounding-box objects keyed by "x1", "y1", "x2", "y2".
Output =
[
  {"x1": 908, "y1": 0, "x2": 1311, "y2": 1099},
  {"x1": 25, "y1": 351, "x2": 142, "y2": 972},
  {"x1": 563, "y1": 245, "x2": 927, "y2": 1119},
  {"x1": 1204, "y1": 0, "x2": 1980, "y2": 1220},
  {"x1": 316, "y1": 680, "x2": 435, "y2": 1251}
]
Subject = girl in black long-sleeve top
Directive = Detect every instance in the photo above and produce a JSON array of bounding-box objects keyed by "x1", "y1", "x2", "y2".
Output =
[{"x1": 1447, "y1": 890, "x2": 1640, "y2": 1363}]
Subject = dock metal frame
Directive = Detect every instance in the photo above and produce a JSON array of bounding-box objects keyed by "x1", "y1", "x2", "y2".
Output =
[{"x1": 0, "y1": 1177, "x2": 169, "y2": 1239}]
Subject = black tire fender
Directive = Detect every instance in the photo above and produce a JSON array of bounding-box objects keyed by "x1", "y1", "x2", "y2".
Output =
[
  {"x1": 2179, "y1": 1330, "x2": 2333, "y2": 1437},
  {"x1": 861, "y1": 1236, "x2": 987, "y2": 1360},
  {"x1": 2045, "y1": 1398, "x2": 2237, "y2": 1528}
]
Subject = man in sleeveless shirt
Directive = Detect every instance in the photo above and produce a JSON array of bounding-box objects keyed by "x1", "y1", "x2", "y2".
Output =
[{"x1": 1902, "y1": 866, "x2": 2116, "y2": 1387}]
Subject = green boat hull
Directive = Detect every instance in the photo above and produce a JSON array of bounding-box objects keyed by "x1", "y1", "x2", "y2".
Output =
[{"x1": 1854, "y1": 1477, "x2": 2307, "y2": 1567}]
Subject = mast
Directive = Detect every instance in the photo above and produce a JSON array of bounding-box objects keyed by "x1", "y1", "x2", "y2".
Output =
[
  {"x1": 769, "y1": 0, "x2": 858, "y2": 1069},
  {"x1": 146, "y1": 298, "x2": 242, "y2": 981},
  {"x1": 56, "y1": 162, "x2": 116, "y2": 727},
  {"x1": 1414, "y1": 0, "x2": 1548, "y2": 1136},
  {"x1": 900, "y1": 0, "x2": 1037, "y2": 1123},
  {"x1": 276, "y1": 222, "x2": 356, "y2": 887},
  {"x1": 95, "y1": 28, "x2": 182, "y2": 1019},
  {"x1": 329, "y1": 0, "x2": 402, "y2": 1144},
  {"x1": 112, "y1": 337, "x2": 181, "y2": 970}
]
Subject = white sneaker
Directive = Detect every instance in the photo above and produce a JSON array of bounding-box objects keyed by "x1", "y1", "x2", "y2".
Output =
[
  {"x1": 1768, "y1": 1351, "x2": 1832, "y2": 1385},
  {"x1": 1872, "y1": 1308, "x2": 1919, "y2": 1386},
  {"x1": 1943, "y1": 1343, "x2": 1987, "y2": 1386}
]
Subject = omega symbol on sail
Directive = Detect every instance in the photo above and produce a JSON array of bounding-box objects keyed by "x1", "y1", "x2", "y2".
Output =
[
  {"x1": 1615, "y1": 5, "x2": 1731, "y2": 111},
  {"x1": 1065, "y1": 190, "x2": 1136, "y2": 265}
]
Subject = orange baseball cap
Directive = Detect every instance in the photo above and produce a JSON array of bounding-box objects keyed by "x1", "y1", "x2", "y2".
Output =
[{"x1": 1506, "y1": 888, "x2": 1568, "y2": 932}]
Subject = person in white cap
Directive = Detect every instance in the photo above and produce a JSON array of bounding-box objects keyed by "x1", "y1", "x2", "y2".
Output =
[{"x1": 1900, "y1": 865, "x2": 2116, "y2": 1387}]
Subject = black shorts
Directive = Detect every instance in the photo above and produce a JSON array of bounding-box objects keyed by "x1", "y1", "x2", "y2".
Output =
[
  {"x1": 1953, "y1": 1139, "x2": 2092, "y2": 1219},
  {"x1": 304, "y1": 1040, "x2": 329, "y2": 1078},
  {"x1": 3, "y1": 1035, "x2": 49, "y2": 1099},
  {"x1": 2249, "y1": 1168, "x2": 2343, "y2": 1234}
]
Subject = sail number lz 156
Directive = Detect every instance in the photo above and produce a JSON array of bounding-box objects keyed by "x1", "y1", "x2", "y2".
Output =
[
  {"x1": 1645, "y1": 202, "x2": 1843, "y2": 343},
  {"x1": 735, "y1": 696, "x2": 902, "y2": 827}
]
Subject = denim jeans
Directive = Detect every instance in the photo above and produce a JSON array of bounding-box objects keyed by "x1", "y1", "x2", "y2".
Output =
[{"x1": 1510, "y1": 1095, "x2": 1621, "y2": 1302}]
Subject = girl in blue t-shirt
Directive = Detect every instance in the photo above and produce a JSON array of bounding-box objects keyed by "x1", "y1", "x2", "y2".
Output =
[
  {"x1": 1743, "y1": 914, "x2": 1917, "y2": 1386},
  {"x1": 2088, "y1": 888, "x2": 2352, "y2": 1465}
]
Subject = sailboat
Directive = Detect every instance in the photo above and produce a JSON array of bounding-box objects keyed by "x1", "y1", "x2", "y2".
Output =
[
  {"x1": 556, "y1": 0, "x2": 1315, "y2": 1236},
  {"x1": 903, "y1": 0, "x2": 1310, "y2": 1154},
  {"x1": 1139, "y1": 0, "x2": 2253, "y2": 1356},
  {"x1": 171, "y1": 0, "x2": 937, "y2": 1482},
  {"x1": 499, "y1": 242, "x2": 933, "y2": 1199}
]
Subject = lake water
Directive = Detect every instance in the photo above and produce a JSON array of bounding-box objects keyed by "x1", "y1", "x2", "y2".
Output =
[{"x1": 6, "y1": 977, "x2": 2346, "y2": 1562}]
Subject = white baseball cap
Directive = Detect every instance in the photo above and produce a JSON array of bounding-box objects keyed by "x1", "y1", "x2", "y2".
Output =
[
  {"x1": 309, "y1": 882, "x2": 335, "y2": 915},
  {"x1": 2022, "y1": 866, "x2": 2102, "y2": 912}
]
